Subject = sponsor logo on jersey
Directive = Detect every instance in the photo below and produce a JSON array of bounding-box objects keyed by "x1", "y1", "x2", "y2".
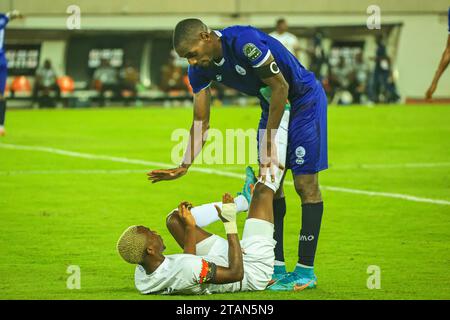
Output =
[
  {"x1": 235, "y1": 65, "x2": 246, "y2": 75},
  {"x1": 243, "y1": 43, "x2": 262, "y2": 61}
]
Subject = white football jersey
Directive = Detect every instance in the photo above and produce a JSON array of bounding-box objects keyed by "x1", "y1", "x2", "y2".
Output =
[
  {"x1": 134, "y1": 254, "x2": 241, "y2": 295},
  {"x1": 269, "y1": 31, "x2": 299, "y2": 55}
]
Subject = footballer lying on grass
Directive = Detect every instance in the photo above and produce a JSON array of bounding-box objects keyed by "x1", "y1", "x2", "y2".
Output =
[
  {"x1": 117, "y1": 186, "x2": 281, "y2": 295},
  {"x1": 116, "y1": 108, "x2": 291, "y2": 295}
]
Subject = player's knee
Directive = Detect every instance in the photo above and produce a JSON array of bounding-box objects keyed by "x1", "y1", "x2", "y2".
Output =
[
  {"x1": 253, "y1": 183, "x2": 274, "y2": 201},
  {"x1": 166, "y1": 210, "x2": 181, "y2": 231},
  {"x1": 295, "y1": 181, "x2": 321, "y2": 203}
]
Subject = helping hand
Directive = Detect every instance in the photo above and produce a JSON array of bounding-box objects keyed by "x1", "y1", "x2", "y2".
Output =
[
  {"x1": 147, "y1": 166, "x2": 188, "y2": 184},
  {"x1": 258, "y1": 141, "x2": 285, "y2": 183}
]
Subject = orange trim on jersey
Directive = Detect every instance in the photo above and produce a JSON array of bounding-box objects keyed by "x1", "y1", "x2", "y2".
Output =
[{"x1": 199, "y1": 259, "x2": 209, "y2": 284}]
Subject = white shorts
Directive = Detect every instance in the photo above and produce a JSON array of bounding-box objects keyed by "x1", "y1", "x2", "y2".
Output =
[{"x1": 196, "y1": 218, "x2": 276, "y2": 291}]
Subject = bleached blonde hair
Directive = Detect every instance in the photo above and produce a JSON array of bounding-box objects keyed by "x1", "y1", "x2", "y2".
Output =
[{"x1": 116, "y1": 225, "x2": 147, "y2": 264}]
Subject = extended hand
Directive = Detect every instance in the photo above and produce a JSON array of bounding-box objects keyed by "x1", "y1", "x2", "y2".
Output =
[
  {"x1": 258, "y1": 142, "x2": 285, "y2": 183},
  {"x1": 147, "y1": 166, "x2": 187, "y2": 184}
]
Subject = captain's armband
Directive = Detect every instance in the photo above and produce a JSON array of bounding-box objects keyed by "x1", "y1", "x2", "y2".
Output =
[{"x1": 255, "y1": 61, "x2": 281, "y2": 79}]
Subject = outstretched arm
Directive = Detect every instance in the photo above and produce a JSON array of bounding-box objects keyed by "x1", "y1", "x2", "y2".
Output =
[
  {"x1": 256, "y1": 56, "x2": 289, "y2": 182},
  {"x1": 147, "y1": 87, "x2": 211, "y2": 183},
  {"x1": 426, "y1": 35, "x2": 450, "y2": 100},
  {"x1": 181, "y1": 87, "x2": 211, "y2": 169}
]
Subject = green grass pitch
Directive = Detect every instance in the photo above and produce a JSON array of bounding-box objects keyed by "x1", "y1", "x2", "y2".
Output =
[{"x1": 0, "y1": 104, "x2": 449, "y2": 300}]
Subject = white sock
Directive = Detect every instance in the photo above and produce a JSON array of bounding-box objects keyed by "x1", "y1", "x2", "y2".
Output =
[
  {"x1": 234, "y1": 195, "x2": 249, "y2": 212},
  {"x1": 296, "y1": 263, "x2": 314, "y2": 269},
  {"x1": 190, "y1": 195, "x2": 249, "y2": 227}
]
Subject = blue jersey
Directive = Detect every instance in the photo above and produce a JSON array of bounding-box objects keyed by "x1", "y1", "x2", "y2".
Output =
[
  {"x1": 0, "y1": 13, "x2": 9, "y2": 64},
  {"x1": 188, "y1": 25, "x2": 321, "y2": 115}
]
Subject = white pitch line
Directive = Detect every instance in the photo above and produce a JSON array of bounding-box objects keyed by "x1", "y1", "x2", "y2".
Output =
[
  {"x1": 0, "y1": 169, "x2": 148, "y2": 175},
  {"x1": 0, "y1": 143, "x2": 173, "y2": 168},
  {"x1": 1, "y1": 142, "x2": 449, "y2": 206},
  {"x1": 319, "y1": 186, "x2": 450, "y2": 206},
  {"x1": 331, "y1": 162, "x2": 450, "y2": 170}
]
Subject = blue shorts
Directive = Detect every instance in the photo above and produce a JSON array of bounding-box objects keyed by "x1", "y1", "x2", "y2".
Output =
[
  {"x1": 0, "y1": 55, "x2": 7, "y2": 95},
  {"x1": 257, "y1": 86, "x2": 328, "y2": 176}
]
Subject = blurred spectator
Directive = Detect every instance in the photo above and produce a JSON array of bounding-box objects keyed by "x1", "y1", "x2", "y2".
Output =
[
  {"x1": 33, "y1": 59, "x2": 60, "y2": 107},
  {"x1": 371, "y1": 36, "x2": 400, "y2": 103},
  {"x1": 119, "y1": 60, "x2": 139, "y2": 105},
  {"x1": 351, "y1": 53, "x2": 369, "y2": 104},
  {"x1": 159, "y1": 55, "x2": 188, "y2": 93},
  {"x1": 269, "y1": 18, "x2": 301, "y2": 57},
  {"x1": 308, "y1": 32, "x2": 327, "y2": 79},
  {"x1": 330, "y1": 56, "x2": 353, "y2": 104},
  {"x1": 92, "y1": 58, "x2": 119, "y2": 106}
]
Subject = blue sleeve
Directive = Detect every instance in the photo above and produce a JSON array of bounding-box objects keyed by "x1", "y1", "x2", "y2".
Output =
[
  {"x1": 188, "y1": 66, "x2": 211, "y2": 94},
  {"x1": 0, "y1": 14, "x2": 9, "y2": 30},
  {"x1": 235, "y1": 27, "x2": 271, "y2": 68}
]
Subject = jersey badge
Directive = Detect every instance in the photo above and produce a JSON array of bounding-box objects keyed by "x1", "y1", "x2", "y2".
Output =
[{"x1": 243, "y1": 43, "x2": 262, "y2": 61}]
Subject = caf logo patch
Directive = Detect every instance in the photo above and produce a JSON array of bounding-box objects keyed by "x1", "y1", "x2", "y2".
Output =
[{"x1": 243, "y1": 43, "x2": 262, "y2": 61}]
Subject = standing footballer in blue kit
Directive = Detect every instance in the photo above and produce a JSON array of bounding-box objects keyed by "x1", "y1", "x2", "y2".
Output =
[
  {"x1": 148, "y1": 19, "x2": 328, "y2": 291},
  {"x1": 0, "y1": 10, "x2": 22, "y2": 137}
]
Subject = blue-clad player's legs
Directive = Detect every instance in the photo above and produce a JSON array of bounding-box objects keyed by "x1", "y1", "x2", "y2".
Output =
[
  {"x1": 0, "y1": 10, "x2": 23, "y2": 136},
  {"x1": 267, "y1": 85, "x2": 328, "y2": 291},
  {"x1": 0, "y1": 62, "x2": 7, "y2": 136}
]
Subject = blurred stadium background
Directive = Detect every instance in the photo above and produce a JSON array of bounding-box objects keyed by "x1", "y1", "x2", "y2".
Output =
[
  {"x1": 0, "y1": 1, "x2": 449, "y2": 300},
  {"x1": 0, "y1": 0, "x2": 449, "y2": 108}
]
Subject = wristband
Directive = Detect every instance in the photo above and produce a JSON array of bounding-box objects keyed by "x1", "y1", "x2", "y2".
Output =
[
  {"x1": 221, "y1": 203, "x2": 237, "y2": 224},
  {"x1": 224, "y1": 222, "x2": 238, "y2": 234},
  {"x1": 223, "y1": 222, "x2": 238, "y2": 234}
]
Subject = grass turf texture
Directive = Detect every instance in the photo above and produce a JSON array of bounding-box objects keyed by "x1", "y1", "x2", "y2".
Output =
[{"x1": 0, "y1": 104, "x2": 449, "y2": 300}]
